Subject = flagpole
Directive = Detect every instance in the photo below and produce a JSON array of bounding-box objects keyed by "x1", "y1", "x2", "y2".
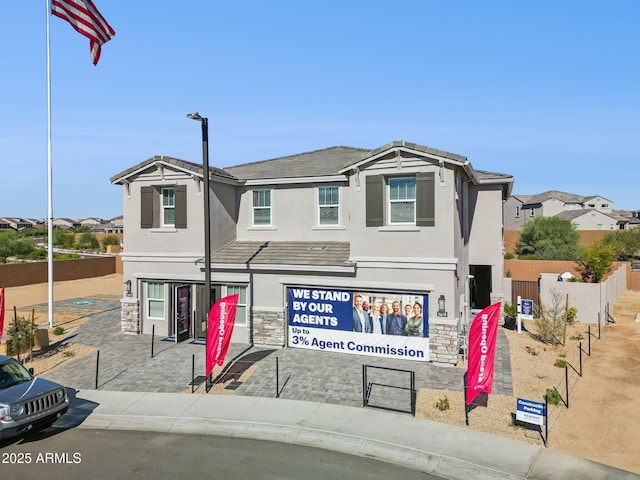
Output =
[{"x1": 46, "y1": 0, "x2": 54, "y2": 329}]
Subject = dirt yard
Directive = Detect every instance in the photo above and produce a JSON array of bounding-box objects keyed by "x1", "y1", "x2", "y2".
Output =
[{"x1": 2, "y1": 275, "x2": 639, "y2": 473}]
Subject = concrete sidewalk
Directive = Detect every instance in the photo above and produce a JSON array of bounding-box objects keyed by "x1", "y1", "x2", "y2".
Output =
[{"x1": 56, "y1": 389, "x2": 638, "y2": 480}]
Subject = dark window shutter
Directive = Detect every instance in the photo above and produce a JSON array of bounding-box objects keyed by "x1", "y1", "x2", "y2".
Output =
[
  {"x1": 366, "y1": 175, "x2": 384, "y2": 227},
  {"x1": 174, "y1": 185, "x2": 187, "y2": 229},
  {"x1": 416, "y1": 172, "x2": 435, "y2": 226},
  {"x1": 141, "y1": 186, "x2": 154, "y2": 229}
]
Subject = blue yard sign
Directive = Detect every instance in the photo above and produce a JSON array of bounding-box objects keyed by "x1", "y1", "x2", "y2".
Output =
[{"x1": 516, "y1": 398, "x2": 546, "y2": 426}]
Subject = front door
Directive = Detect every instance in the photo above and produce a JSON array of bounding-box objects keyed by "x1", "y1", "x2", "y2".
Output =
[
  {"x1": 194, "y1": 284, "x2": 219, "y2": 339},
  {"x1": 174, "y1": 284, "x2": 191, "y2": 342}
]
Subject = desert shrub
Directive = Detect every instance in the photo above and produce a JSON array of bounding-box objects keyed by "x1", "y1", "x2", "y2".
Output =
[
  {"x1": 53, "y1": 229, "x2": 75, "y2": 249},
  {"x1": 566, "y1": 307, "x2": 577, "y2": 324},
  {"x1": 53, "y1": 326, "x2": 65, "y2": 336},
  {"x1": 546, "y1": 388, "x2": 561, "y2": 406},
  {"x1": 62, "y1": 350, "x2": 75, "y2": 357},
  {"x1": 554, "y1": 359, "x2": 568, "y2": 368},
  {"x1": 76, "y1": 232, "x2": 99, "y2": 249},
  {"x1": 434, "y1": 396, "x2": 450, "y2": 411},
  {"x1": 6, "y1": 316, "x2": 34, "y2": 358},
  {"x1": 536, "y1": 289, "x2": 572, "y2": 345},
  {"x1": 504, "y1": 252, "x2": 515, "y2": 260},
  {"x1": 101, "y1": 235, "x2": 120, "y2": 247},
  {"x1": 525, "y1": 346, "x2": 539, "y2": 356}
]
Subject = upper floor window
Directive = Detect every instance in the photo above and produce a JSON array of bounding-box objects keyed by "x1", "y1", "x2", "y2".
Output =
[
  {"x1": 226, "y1": 285, "x2": 247, "y2": 326},
  {"x1": 588, "y1": 203, "x2": 596, "y2": 208},
  {"x1": 515, "y1": 206, "x2": 520, "y2": 218},
  {"x1": 252, "y1": 189, "x2": 272, "y2": 226},
  {"x1": 318, "y1": 186, "x2": 340, "y2": 225},
  {"x1": 147, "y1": 282, "x2": 165, "y2": 319},
  {"x1": 141, "y1": 185, "x2": 187, "y2": 229},
  {"x1": 366, "y1": 172, "x2": 434, "y2": 227},
  {"x1": 162, "y1": 188, "x2": 175, "y2": 226},
  {"x1": 388, "y1": 177, "x2": 416, "y2": 224},
  {"x1": 602, "y1": 203, "x2": 609, "y2": 208}
]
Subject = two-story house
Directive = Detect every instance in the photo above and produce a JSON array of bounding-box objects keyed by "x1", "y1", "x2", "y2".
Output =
[
  {"x1": 503, "y1": 190, "x2": 616, "y2": 230},
  {"x1": 111, "y1": 141, "x2": 512, "y2": 365}
]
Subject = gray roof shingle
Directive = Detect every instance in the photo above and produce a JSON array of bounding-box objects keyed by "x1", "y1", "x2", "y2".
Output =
[
  {"x1": 210, "y1": 241, "x2": 351, "y2": 267},
  {"x1": 223, "y1": 146, "x2": 369, "y2": 181}
]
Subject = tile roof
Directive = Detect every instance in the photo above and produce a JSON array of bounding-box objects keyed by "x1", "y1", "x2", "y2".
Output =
[
  {"x1": 210, "y1": 241, "x2": 351, "y2": 267},
  {"x1": 223, "y1": 146, "x2": 369, "y2": 180},
  {"x1": 554, "y1": 210, "x2": 617, "y2": 221}
]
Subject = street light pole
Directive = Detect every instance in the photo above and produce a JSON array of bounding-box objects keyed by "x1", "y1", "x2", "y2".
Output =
[{"x1": 187, "y1": 112, "x2": 211, "y2": 346}]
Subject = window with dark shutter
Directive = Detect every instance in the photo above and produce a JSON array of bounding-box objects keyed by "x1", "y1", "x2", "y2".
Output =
[
  {"x1": 416, "y1": 172, "x2": 435, "y2": 226},
  {"x1": 141, "y1": 186, "x2": 154, "y2": 228},
  {"x1": 174, "y1": 185, "x2": 187, "y2": 229},
  {"x1": 366, "y1": 175, "x2": 384, "y2": 227}
]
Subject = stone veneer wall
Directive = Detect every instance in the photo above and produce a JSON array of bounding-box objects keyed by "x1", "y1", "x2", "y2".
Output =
[
  {"x1": 429, "y1": 323, "x2": 458, "y2": 365},
  {"x1": 120, "y1": 298, "x2": 140, "y2": 334},
  {"x1": 252, "y1": 308, "x2": 285, "y2": 346}
]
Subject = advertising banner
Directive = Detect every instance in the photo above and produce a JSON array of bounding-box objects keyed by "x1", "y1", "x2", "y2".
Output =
[
  {"x1": 206, "y1": 293, "x2": 239, "y2": 376},
  {"x1": 287, "y1": 287, "x2": 429, "y2": 362},
  {"x1": 466, "y1": 301, "x2": 501, "y2": 405}
]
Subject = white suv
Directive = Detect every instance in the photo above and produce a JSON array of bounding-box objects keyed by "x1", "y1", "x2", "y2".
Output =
[{"x1": 0, "y1": 354, "x2": 69, "y2": 439}]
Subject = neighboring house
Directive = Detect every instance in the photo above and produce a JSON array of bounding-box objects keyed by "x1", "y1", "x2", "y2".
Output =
[
  {"x1": 554, "y1": 210, "x2": 618, "y2": 231},
  {"x1": 52, "y1": 218, "x2": 78, "y2": 230},
  {"x1": 111, "y1": 141, "x2": 513, "y2": 366},
  {"x1": 503, "y1": 190, "x2": 615, "y2": 230},
  {"x1": 612, "y1": 210, "x2": 640, "y2": 230},
  {"x1": 79, "y1": 217, "x2": 103, "y2": 227},
  {"x1": 0, "y1": 217, "x2": 34, "y2": 230}
]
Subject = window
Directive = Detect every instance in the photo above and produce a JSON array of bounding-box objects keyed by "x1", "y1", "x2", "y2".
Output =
[
  {"x1": 597, "y1": 224, "x2": 603, "y2": 230},
  {"x1": 226, "y1": 285, "x2": 247, "y2": 326},
  {"x1": 252, "y1": 189, "x2": 272, "y2": 226},
  {"x1": 318, "y1": 186, "x2": 339, "y2": 225},
  {"x1": 366, "y1": 172, "x2": 434, "y2": 227},
  {"x1": 530, "y1": 208, "x2": 535, "y2": 217},
  {"x1": 141, "y1": 185, "x2": 187, "y2": 229},
  {"x1": 588, "y1": 203, "x2": 595, "y2": 208},
  {"x1": 602, "y1": 203, "x2": 609, "y2": 208},
  {"x1": 515, "y1": 206, "x2": 520, "y2": 218},
  {"x1": 162, "y1": 188, "x2": 175, "y2": 226},
  {"x1": 388, "y1": 177, "x2": 416, "y2": 224},
  {"x1": 147, "y1": 282, "x2": 165, "y2": 319}
]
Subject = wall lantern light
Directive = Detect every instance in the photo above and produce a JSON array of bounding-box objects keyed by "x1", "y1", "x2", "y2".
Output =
[
  {"x1": 437, "y1": 294, "x2": 447, "y2": 317},
  {"x1": 124, "y1": 280, "x2": 132, "y2": 296}
]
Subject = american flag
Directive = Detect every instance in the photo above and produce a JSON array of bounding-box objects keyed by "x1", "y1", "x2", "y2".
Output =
[{"x1": 51, "y1": 0, "x2": 115, "y2": 66}]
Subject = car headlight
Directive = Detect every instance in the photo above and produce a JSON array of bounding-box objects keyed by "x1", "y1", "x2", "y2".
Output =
[
  {"x1": 0, "y1": 405, "x2": 9, "y2": 420},
  {"x1": 10, "y1": 404, "x2": 24, "y2": 417},
  {"x1": 56, "y1": 389, "x2": 66, "y2": 401}
]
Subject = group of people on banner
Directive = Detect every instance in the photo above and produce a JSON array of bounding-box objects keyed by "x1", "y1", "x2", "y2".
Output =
[{"x1": 352, "y1": 294, "x2": 425, "y2": 337}]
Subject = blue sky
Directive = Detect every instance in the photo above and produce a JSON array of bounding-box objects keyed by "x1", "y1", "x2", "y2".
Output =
[{"x1": 1, "y1": 1, "x2": 638, "y2": 219}]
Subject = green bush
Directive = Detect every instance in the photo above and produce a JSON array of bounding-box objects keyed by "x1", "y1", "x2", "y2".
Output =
[
  {"x1": 546, "y1": 388, "x2": 561, "y2": 406},
  {"x1": 504, "y1": 252, "x2": 515, "y2": 260},
  {"x1": 101, "y1": 235, "x2": 120, "y2": 247},
  {"x1": 504, "y1": 303, "x2": 517, "y2": 317},
  {"x1": 53, "y1": 326, "x2": 65, "y2": 336},
  {"x1": 566, "y1": 307, "x2": 577, "y2": 324},
  {"x1": 554, "y1": 359, "x2": 568, "y2": 368},
  {"x1": 434, "y1": 396, "x2": 450, "y2": 411},
  {"x1": 76, "y1": 232, "x2": 99, "y2": 249}
]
